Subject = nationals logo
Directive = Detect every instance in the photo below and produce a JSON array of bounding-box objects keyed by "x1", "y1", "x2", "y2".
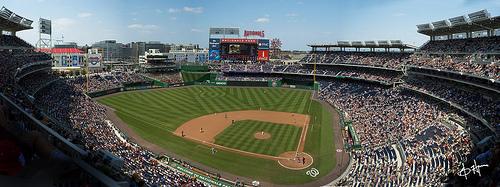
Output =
[{"x1": 244, "y1": 30, "x2": 265, "y2": 37}]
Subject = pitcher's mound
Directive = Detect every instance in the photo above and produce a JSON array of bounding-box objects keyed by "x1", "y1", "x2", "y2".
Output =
[
  {"x1": 254, "y1": 131, "x2": 271, "y2": 140},
  {"x1": 277, "y1": 151, "x2": 313, "y2": 170}
]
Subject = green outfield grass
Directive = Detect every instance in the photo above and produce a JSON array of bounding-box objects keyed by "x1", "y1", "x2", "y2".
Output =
[
  {"x1": 97, "y1": 86, "x2": 337, "y2": 184},
  {"x1": 214, "y1": 120, "x2": 302, "y2": 156}
]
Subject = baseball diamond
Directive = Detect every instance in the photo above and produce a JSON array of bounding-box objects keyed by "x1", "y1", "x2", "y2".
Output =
[
  {"x1": 214, "y1": 120, "x2": 302, "y2": 156},
  {"x1": 97, "y1": 86, "x2": 338, "y2": 184},
  {"x1": 3, "y1": 2, "x2": 498, "y2": 187}
]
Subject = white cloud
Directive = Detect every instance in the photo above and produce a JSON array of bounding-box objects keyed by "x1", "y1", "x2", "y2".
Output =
[
  {"x1": 54, "y1": 18, "x2": 75, "y2": 30},
  {"x1": 155, "y1": 9, "x2": 163, "y2": 14},
  {"x1": 128, "y1": 24, "x2": 159, "y2": 33},
  {"x1": 255, "y1": 17, "x2": 270, "y2": 23},
  {"x1": 128, "y1": 24, "x2": 159, "y2": 30},
  {"x1": 183, "y1": 6, "x2": 203, "y2": 14},
  {"x1": 77, "y1": 12, "x2": 93, "y2": 18},
  {"x1": 170, "y1": 17, "x2": 177, "y2": 21},
  {"x1": 191, "y1": 28, "x2": 202, "y2": 32},
  {"x1": 168, "y1": 8, "x2": 180, "y2": 13},
  {"x1": 286, "y1": 13, "x2": 298, "y2": 17}
]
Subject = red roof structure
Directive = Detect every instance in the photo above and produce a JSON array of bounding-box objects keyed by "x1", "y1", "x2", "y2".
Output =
[{"x1": 37, "y1": 48, "x2": 83, "y2": 54}]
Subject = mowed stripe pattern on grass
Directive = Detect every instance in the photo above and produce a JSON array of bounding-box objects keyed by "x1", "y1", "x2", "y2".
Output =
[
  {"x1": 96, "y1": 86, "x2": 339, "y2": 185},
  {"x1": 98, "y1": 86, "x2": 312, "y2": 133},
  {"x1": 214, "y1": 120, "x2": 301, "y2": 156}
]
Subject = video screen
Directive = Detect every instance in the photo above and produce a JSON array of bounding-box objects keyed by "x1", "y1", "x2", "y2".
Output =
[
  {"x1": 229, "y1": 44, "x2": 240, "y2": 54},
  {"x1": 221, "y1": 43, "x2": 257, "y2": 56}
]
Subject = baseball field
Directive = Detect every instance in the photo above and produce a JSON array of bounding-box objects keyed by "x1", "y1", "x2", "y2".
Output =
[{"x1": 97, "y1": 86, "x2": 337, "y2": 185}]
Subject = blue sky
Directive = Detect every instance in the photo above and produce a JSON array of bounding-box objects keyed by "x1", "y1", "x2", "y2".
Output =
[{"x1": 4, "y1": 0, "x2": 500, "y2": 50}]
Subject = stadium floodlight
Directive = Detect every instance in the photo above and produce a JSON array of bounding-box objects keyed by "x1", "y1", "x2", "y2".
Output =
[
  {"x1": 468, "y1": 9, "x2": 491, "y2": 22},
  {"x1": 449, "y1": 16, "x2": 468, "y2": 26},
  {"x1": 351, "y1": 41, "x2": 364, "y2": 46},
  {"x1": 416, "y1": 23, "x2": 433, "y2": 31},
  {"x1": 377, "y1": 40, "x2": 389, "y2": 46},
  {"x1": 364, "y1": 41, "x2": 377, "y2": 46},
  {"x1": 432, "y1": 20, "x2": 450, "y2": 29}
]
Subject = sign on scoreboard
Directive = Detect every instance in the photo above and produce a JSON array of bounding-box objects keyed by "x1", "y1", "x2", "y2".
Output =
[
  {"x1": 257, "y1": 50, "x2": 269, "y2": 61},
  {"x1": 244, "y1": 30, "x2": 265, "y2": 38}
]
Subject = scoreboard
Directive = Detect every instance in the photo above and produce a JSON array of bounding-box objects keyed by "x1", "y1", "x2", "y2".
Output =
[{"x1": 209, "y1": 38, "x2": 269, "y2": 62}]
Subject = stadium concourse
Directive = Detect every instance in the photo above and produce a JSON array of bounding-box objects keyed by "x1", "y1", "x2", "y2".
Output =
[{"x1": 0, "y1": 7, "x2": 499, "y2": 187}]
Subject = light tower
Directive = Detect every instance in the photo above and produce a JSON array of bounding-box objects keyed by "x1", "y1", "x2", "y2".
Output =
[{"x1": 36, "y1": 18, "x2": 52, "y2": 48}]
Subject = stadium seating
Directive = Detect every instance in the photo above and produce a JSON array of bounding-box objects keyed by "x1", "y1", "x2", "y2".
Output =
[
  {"x1": 0, "y1": 37, "x2": 209, "y2": 186},
  {"x1": 0, "y1": 35, "x2": 32, "y2": 48},
  {"x1": 318, "y1": 81, "x2": 476, "y2": 186},
  {"x1": 420, "y1": 36, "x2": 500, "y2": 54}
]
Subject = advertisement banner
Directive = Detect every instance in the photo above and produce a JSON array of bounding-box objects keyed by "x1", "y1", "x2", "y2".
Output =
[
  {"x1": 209, "y1": 38, "x2": 220, "y2": 44},
  {"x1": 88, "y1": 54, "x2": 102, "y2": 67},
  {"x1": 72, "y1": 55, "x2": 79, "y2": 66},
  {"x1": 209, "y1": 50, "x2": 220, "y2": 61},
  {"x1": 257, "y1": 50, "x2": 269, "y2": 61},
  {"x1": 209, "y1": 43, "x2": 220, "y2": 50},
  {"x1": 244, "y1": 30, "x2": 265, "y2": 37},
  {"x1": 258, "y1": 39, "x2": 270, "y2": 49},
  {"x1": 221, "y1": 38, "x2": 257, "y2": 44}
]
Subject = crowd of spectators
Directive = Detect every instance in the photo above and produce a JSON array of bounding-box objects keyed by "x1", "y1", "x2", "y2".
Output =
[
  {"x1": 34, "y1": 80, "x2": 205, "y2": 186},
  {"x1": 218, "y1": 63, "x2": 403, "y2": 83},
  {"x1": 420, "y1": 36, "x2": 500, "y2": 54},
  {"x1": 318, "y1": 81, "x2": 475, "y2": 186},
  {"x1": 301, "y1": 51, "x2": 412, "y2": 69},
  {"x1": 142, "y1": 72, "x2": 183, "y2": 84},
  {"x1": 407, "y1": 54, "x2": 499, "y2": 80},
  {"x1": 0, "y1": 49, "x2": 51, "y2": 89},
  {"x1": 18, "y1": 72, "x2": 58, "y2": 95},
  {"x1": 404, "y1": 77, "x2": 500, "y2": 124},
  {"x1": 0, "y1": 40, "x2": 209, "y2": 186},
  {"x1": 299, "y1": 38, "x2": 499, "y2": 79},
  {"x1": 0, "y1": 35, "x2": 32, "y2": 48},
  {"x1": 1, "y1": 34, "x2": 497, "y2": 186},
  {"x1": 66, "y1": 72, "x2": 148, "y2": 93}
]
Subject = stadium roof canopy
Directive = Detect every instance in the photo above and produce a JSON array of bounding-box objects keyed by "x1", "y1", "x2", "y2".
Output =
[
  {"x1": 417, "y1": 10, "x2": 500, "y2": 36},
  {"x1": 0, "y1": 7, "x2": 33, "y2": 32},
  {"x1": 308, "y1": 40, "x2": 416, "y2": 49}
]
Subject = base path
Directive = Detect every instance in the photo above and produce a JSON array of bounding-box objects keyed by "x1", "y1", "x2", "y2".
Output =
[
  {"x1": 174, "y1": 110, "x2": 309, "y2": 143},
  {"x1": 174, "y1": 110, "x2": 311, "y2": 165},
  {"x1": 278, "y1": 152, "x2": 313, "y2": 170}
]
